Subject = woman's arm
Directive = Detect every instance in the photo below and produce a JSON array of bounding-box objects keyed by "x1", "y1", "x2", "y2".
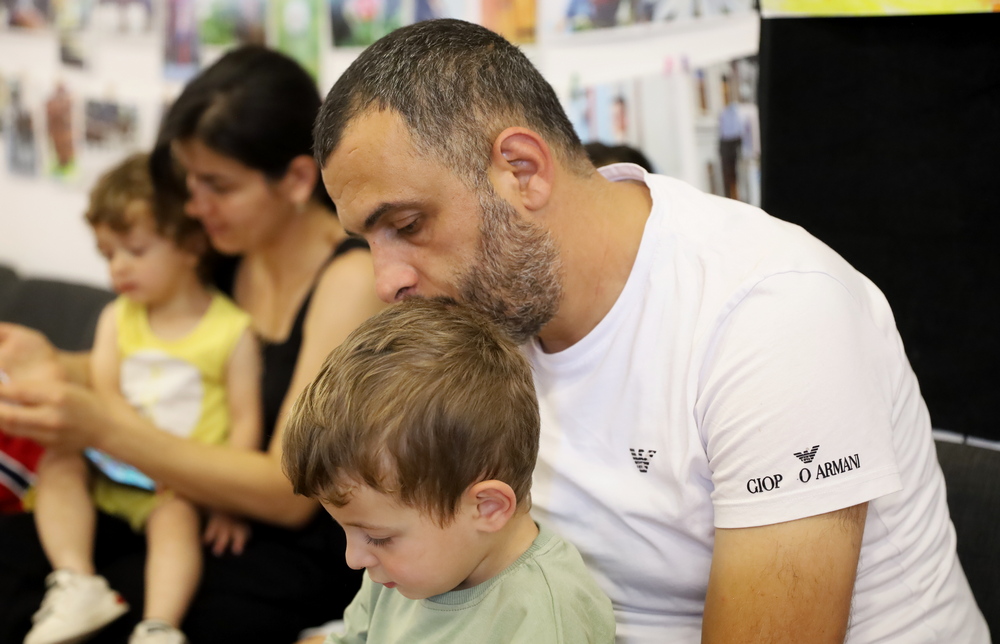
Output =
[
  {"x1": 223, "y1": 328, "x2": 263, "y2": 453},
  {"x1": 58, "y1": 352, "x2": 92, "y2": 386},
  {"x1": 268, "y1": 249, "x2": 385, "y2": 450},
  {"x1": 142, "y1": 249, "x2": 382, "y2": 525},
  {"x1": 0, "y1": 251, "x2": 384, "y2": 528},
  {"x1": 0, "y1": 322, "x2": 89, "y2": 385},
  {"x1": 89, "y1": 303, "x2": 121, "y2": 401},
  {"x1": 2, "y1": 308, "x2": 306, "y2": 525},
  {"x1": 0, "y1": 370, "x2": 313, "y2": 527},
  {"x1": 203, "y1": 328, "x2": 263, "y2": 555}
]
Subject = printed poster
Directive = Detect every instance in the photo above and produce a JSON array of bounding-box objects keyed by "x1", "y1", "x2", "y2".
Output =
[
  {"x1": 482, "y1": 0, "x2": 536, "y2": 43},
  {"x1": 198, "y1": 0, "x2": 266, "y2": 48},
  {"x1": 567, "y1": 77, "x2": 642, "y2": 148},
  {"x1": 330, "y1": 0, "x2": 406, "y2": 47},
  {"x1": 564, "y1": 53, "x2": 761, "y2": 207},
  {"x1": 331, "y1": 0, "x2": 536, "y2": 47},
  {"x1": 6, "y1": 79, "x2": 39, "y2": 177},
  {"x1": 694, "y1": 55, "x2": 760, "y2": 206},
  {"x1": 45, "y1": 81, "x2": 78, "y2": 181},
  {"x1": 84, "y1": 0, "x2": 155, "y2": 33},
  {"x1": 3, "y1": 0, "x2": 53, "y2": 29},
  {"x1": 165, "y1": 0, "x2": 201, "y2": 80},
  {"x1": 275, "y1": 0, "x2": 322, "y2": 79},
  {"x1": 546, "y1": 0, "x2": 754, "y2": 35},
  {"x1": 761, "y1": 0, "x2": 997, "y2": 16}
]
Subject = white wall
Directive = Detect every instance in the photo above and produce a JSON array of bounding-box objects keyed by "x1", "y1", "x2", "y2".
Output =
[
  {"x1": 1, "y1": 29, "x2": 178, "y2": 288},
  {"x1": 0, "y1": 13, "x2": 758, "y2": 289}
]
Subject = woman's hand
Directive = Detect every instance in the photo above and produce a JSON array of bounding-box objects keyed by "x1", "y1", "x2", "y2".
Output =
[
  {"x1": 203, "y1": 511, "x2": 252, "y2": 557},
  {"x1": 0, "y1": 379, "x2": 106, "y2": 451},
  {"x1": 0, "y1": 323, "x2": 65, "y2": 384}
]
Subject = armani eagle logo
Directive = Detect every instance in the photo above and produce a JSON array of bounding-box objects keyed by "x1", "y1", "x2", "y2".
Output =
[
  {"x1": 629, "y1": 448, "x2": 657, "y2": 473},
  {"x1": 794, "y1": 445, "x2": 820, "y2": 464}
]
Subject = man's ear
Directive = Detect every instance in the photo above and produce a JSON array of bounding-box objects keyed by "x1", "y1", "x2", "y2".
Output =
[
  {"x1": 279, "y1": 154, "x2": 319, "y2": 209},
  {"x1": 489, "y1": 127, "x2": 554, "y2": 213},
  {"x1": 465, "y1": 480, "x2": 518, "y2": 533}
]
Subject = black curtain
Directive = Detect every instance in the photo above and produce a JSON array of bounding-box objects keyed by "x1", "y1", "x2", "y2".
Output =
[{"x1": 759, "y1": 13, "x2": 1000, "y2": 441}]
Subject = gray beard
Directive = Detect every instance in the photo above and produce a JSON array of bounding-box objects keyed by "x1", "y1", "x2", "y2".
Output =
[{"x1": 457, "y1": 186, "x2": 563, "y2": 345}]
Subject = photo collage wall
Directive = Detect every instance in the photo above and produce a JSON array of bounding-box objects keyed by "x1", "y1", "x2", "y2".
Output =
[
  {"x1": 1, "y1": 0, "x2": 761, "y2": 207},
  {"x1": 566, "y1": 53, "x2": 760, "y2": 206}
]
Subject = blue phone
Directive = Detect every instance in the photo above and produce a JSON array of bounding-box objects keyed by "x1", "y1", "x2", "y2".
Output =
[
  {"x1": 85, "y1": 448, "x2": 156, "y2": 491},
  {"x1": 1, "y1": 370, "x2": 155, "y2": 490}
]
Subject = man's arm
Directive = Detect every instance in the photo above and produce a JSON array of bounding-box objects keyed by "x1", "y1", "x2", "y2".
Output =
[{"x1": 702, "y1": 503, "x2": 867, "y2": 644}]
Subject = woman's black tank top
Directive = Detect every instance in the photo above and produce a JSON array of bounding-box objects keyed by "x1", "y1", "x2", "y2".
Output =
[{"x1": 214, "y1": 236, "x2": 370, "y2": 442}]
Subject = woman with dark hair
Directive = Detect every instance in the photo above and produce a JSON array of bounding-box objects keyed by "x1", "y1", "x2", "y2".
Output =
[{"x1": 0, "y1": 46, "x2": 383, "y2": 643}]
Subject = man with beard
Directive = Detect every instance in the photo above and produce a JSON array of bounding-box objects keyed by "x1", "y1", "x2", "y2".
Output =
[{"x1": 310, "y1": 18, "x2": 987, "y2": 644}]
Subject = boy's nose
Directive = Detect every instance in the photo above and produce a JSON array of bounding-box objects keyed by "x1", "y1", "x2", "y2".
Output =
[
  {"x1": 109, "y1": 254, "x2": 129, "y2": 276},
  {"x1": 344, "y1": 540, "x2": 377, "y2": 571}
]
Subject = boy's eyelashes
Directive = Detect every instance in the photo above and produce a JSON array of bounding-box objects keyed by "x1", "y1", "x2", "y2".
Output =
[{"x1": 365, "y1": 534, "x2": 392, "y2": 548}]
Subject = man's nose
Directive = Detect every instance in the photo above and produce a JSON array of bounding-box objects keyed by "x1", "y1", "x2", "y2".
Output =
[{"x1": 372, "y1": 253, "x2": 418, "y2": 303}]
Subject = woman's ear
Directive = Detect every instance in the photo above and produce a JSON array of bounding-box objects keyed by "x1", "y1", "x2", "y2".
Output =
[
  {"x1": 489, "y1": 127, "x2": 554, "y2": 213},
  {"x1": 280, "y1": 154, "x2": 319, "y2": 209},
  {"x1": 465, "y1": 480, "x2": 518, "y2": 533}
]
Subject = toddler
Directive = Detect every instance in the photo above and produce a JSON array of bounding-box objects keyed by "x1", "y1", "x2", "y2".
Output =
[{"x1": 25, "y1": 153, "x2": 261, "y2": 644}]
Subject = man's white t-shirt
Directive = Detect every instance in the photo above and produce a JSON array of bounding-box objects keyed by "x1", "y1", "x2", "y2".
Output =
[{"x1": 527, "y1": 164, "x2": 988, "y2": 643}]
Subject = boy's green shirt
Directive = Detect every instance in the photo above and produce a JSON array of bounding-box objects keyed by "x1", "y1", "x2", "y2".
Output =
[{"x1": 327, "y1": 522, "x2": 616, "y2": 643}]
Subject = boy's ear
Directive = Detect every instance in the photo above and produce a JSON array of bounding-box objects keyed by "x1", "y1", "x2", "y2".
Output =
[
  {"x1": 488, "y1": 127, "x2": 554, "y2": 214},
  {"x1": 466, "y1": 480, "x2": 518, "y2": 533}
]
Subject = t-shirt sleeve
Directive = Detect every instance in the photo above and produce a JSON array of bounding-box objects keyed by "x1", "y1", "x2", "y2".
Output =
[{"x1": 697, "y1": 271, "x2": 902, "y2": 529}]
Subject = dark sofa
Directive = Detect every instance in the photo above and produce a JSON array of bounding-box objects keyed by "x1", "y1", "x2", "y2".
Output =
[{"x1": 0, "y1": 264, "x2": 114, "y2": 352}]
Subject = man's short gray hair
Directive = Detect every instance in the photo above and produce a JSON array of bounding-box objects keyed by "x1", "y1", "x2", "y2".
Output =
[{"x1": 313, "y1": 19, "x2": 592, "y2": 188}]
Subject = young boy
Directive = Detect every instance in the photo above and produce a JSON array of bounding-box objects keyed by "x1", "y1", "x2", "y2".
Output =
[
  {"x1": 282, "y1": 298, "x2": 616, "y2": 643},
  {"x1": 25, "y1": 153, "x2": 262, "y2": 644}
]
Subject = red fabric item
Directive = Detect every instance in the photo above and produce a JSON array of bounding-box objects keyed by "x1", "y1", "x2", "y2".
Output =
[{"x1": 0, "y1": 431, "x2": 43, "y2": 514}]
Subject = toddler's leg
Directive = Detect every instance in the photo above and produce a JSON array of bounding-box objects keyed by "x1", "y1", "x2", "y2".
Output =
[
  {"x1": 25, "y1": 453, "x2": 129, "y2": 644},
  {"x1": 34, "y1": 449, "x2": 96, "y2": 574},
  {"x1": 143, "y1": 495, "x2": 202, "y2": 628}
]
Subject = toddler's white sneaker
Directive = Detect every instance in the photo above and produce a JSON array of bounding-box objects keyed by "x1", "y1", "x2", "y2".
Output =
[
  {"x1": 128, "y1": 620, "x2": 187, "y2": 644},
  {"x1": 24, "y1": 569, "x2": 129, "y2": 644}
]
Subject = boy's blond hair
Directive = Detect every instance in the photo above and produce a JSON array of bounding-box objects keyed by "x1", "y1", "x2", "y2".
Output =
[
  {"x1": 86, "y1": 152, "x2": 205, "y2": 257},
  {"x1": 282, "y1": 298, "x2": 539, "y2": 526}
]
